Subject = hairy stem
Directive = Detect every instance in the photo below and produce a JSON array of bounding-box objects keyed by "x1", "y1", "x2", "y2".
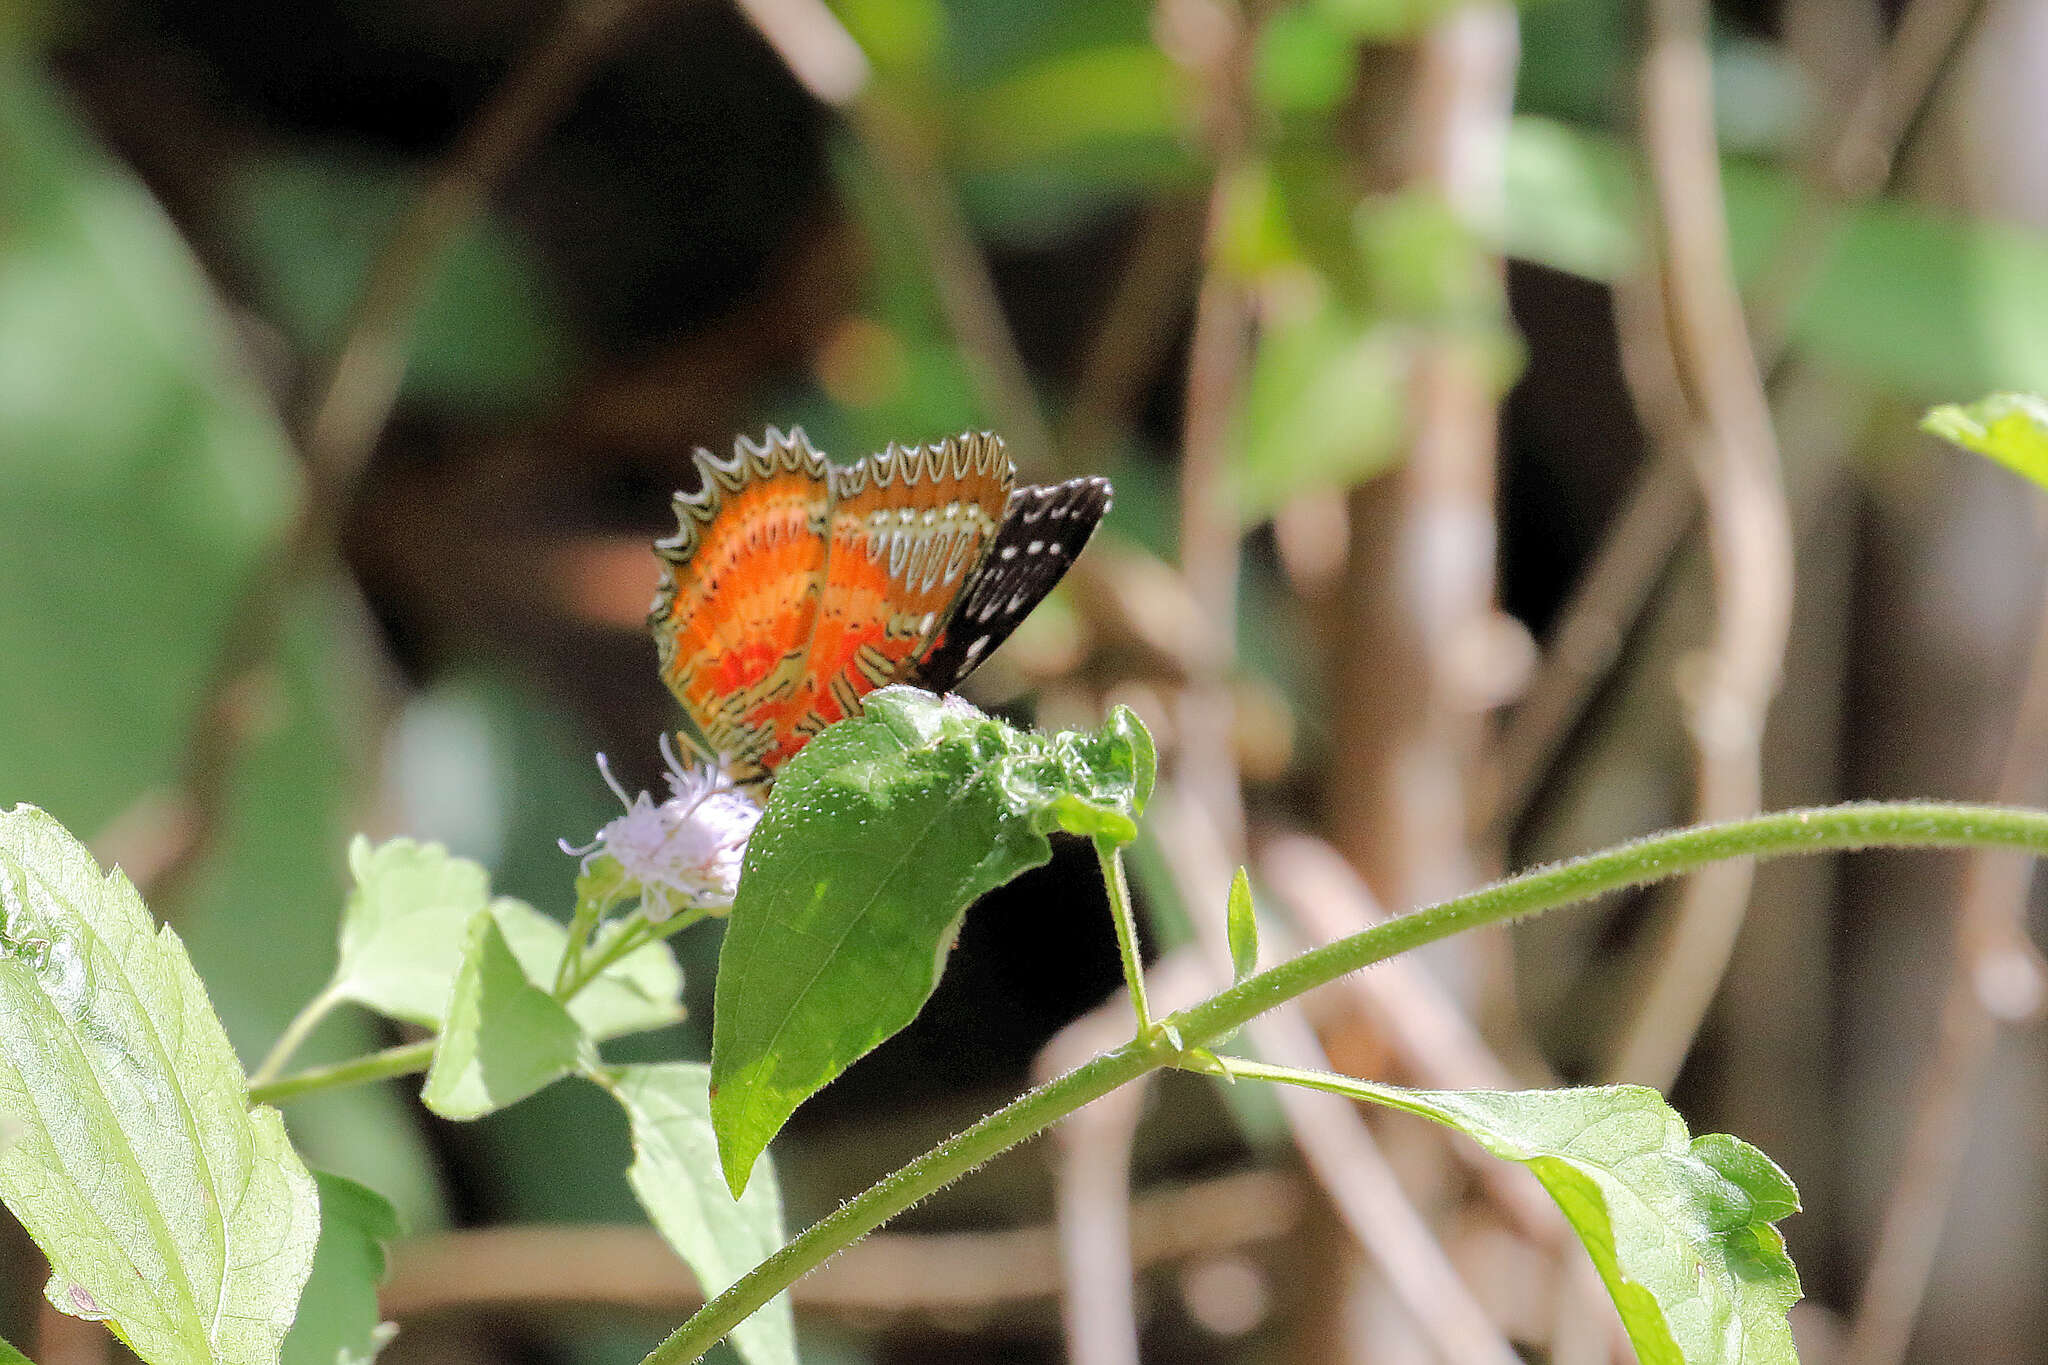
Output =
[
  {"x1": 643, "y1": 800, "x2": 2048, "y2": 1362},
  {"x1": 1096, "y1": 838, "x2": 1152, "y2": 1035}
]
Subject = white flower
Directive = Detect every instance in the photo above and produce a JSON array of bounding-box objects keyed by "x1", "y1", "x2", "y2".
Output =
[{"x1": 561, "y1": 734, "x2": 762, "y2": 918}]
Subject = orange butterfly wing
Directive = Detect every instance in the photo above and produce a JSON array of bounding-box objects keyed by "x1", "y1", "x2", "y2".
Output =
[
  {"x1": 764, "y1": 432, "x2": 1013, "y2": 768},
  {"x1": 650, "y1": 429, "x2": 831, "y2": 780}
]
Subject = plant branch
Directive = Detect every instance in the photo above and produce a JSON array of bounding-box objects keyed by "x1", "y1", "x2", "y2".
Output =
[{"x1": 642, "y1": 800, "x2": 2048, "y2": 1362}]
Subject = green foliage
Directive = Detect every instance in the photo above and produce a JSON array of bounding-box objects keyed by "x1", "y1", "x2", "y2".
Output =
[
  {"x1": 602, "y1": 1064, "x2": 796, "y2": 1365},
  {"x1": 0, "y1": 56, "x2": 297, "y2": 829},
  {"x1": 0, "y1": 58, "x2": 434, "y2": 1229},
  {"x1": 1244, "y1": 1062, "x2": 1803, "y2": 1365},
  {"x1": 1922, "y1": 392, "x2": 2048, "y2": 490},
  {"x1": 1504, "y1": 117, "x2": 2048, "y2": 399},
  {"x1": 220, "y1": 154, "x2": 569, "y2": 414},
  {"x1": 1253, "y1": 9, "x2": 1358, "y2": 115},
  {"x1": 950, "y1": 43, "x2": 1184, "y2": 171},
  {"x1": 1234, "y1": 295, "x2": 1407, "y2": 518},
  {"x1": 1226, "y1": 867, "x2": 1259, "y2": 985},
  {"x1": 281, "y1": 1174, "x2": 400, "y2": 1365},
  {"x1": 1397, "y1": 1086, "x2": 1800, "y2": 1365},
  {"x1": 711, "y1": 688, "x2": 1153, "y2": 1195},
  {"x1": 331, "y1": 836, "x2": 681, "y2": 1041},
  {"x1": 0, "y1": 806, "x2": 319, "y2": 1365},
  {"x1": 422, "y1": 912, "x2": 586, "y2": 1121},
  {"x1": 0, "y1": 1338, "x2": 29, "y2": 1365}
]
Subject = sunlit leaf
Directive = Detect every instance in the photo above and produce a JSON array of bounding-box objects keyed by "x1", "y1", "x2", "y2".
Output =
[
  {"x1": 0, "y1": 806, "x2": 319, "y2": 1365},
  {"x1": 494, "y1": 899, "x2": 685, "y2": 1042},
  {"x1": 0, "y1": 63, "x2": 440, "y2": 1232},
  {"x1": 330, "y1": 837, "x2": 492, "y2": 1028},
  {"x1": 281, "y1": 1173, "x2": 400, "y2": 1365},
  {"x1": 420, "y1": 912, "x2": 585, "y2": 1121},
  {"x1": 330, "y1": 837, "x2": 680, "y2": 1042},
  {"x1": 602, "y1": 1064, "x2": 795, "y2": 1365},
  {"x1": 1921, "y1": 392, "x2": 2048, "y2": 491},
  {"x1": 711, "y1": 688, "x2": 1152, "y2": 1194},
  {"x1": 1248, "y1": 1064, "x2": 1802, "y2": 1365}
]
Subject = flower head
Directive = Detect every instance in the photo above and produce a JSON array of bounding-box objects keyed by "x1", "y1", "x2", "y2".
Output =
[{"x1": 561, "y1": 734, "x2": 762, "y2": 919}]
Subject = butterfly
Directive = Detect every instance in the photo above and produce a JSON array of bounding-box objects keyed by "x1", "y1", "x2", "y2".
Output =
[{"x1": 649, "y1": 428, "x2": 1112, "y2": 785}]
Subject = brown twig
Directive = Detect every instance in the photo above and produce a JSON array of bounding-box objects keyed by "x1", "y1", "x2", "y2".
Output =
[
  {"x1": 111, "y1": 0, "x2": 653, "y2": 907},
  {"x1": 1602, "y1": 0, "x2": 1795, "y2": 1091},
  {"x1": 1842, "y1": 571, "x2": 2048, "y2": 1365},
  {"x1": 380, "y1": 1174, "x2": 1305, "y2": 1319},
  {"x1": 1478, "y1": 0, "x2": 1985, "y2": 847}
]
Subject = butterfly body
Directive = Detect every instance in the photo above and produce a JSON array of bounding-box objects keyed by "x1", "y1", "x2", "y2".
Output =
[{"x1": 651, "y1": 428, "x2": 1110, "y2": 783}]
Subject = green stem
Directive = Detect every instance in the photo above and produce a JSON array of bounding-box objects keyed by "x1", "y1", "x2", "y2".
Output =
[
  {"x1": 560, "y1": 906, "x2": 709, "y2": 1000},
  {"x1": 644, "y1": 1037, "x2": 1167, "y2": 1362},
  {"x1": 247, "y1": 1039, "x2": 435, "y2": 1107},
  {"x1": 553, "y1": 890, "x2": 608, "y2": 995},
  {"x1": 253, "y1": 902, "x2": 710, "y2": 1107},
  {"x1": 1095, "y1": 836, "x2": 1152, "y2": 1035},
  {"x1": 248, "y1": 983, "x2": 345, "y2": 1087},
  {"x1": 642, "y1": 800, "x2": 2048, "y2": 1363},
  {"x1": 1191, "y1": 1053, "x2": 1442, "y2": 1123}
]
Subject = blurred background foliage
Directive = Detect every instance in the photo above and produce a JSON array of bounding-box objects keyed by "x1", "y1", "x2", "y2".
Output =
[{"x1": 6, "y1": 0, "x2": 2048, "y2": 1361}]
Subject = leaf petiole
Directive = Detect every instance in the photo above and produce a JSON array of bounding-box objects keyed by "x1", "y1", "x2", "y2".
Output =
[{"x1": 1095, "y1": 835, "x2": 1153, "y2": 1037}]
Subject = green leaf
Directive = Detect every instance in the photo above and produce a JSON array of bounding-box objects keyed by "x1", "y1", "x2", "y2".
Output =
[
  {"x1": 1922, "y1": 392, "x2": 2048, "y2": 490},
  {"x1": 1226, "y1": 868, "x2": 1258, "y2": 985},
  {"x1": 950, "y1": 43, "x2": 1184, "y2": 171},
  {"x1": 711, "y1": 688, "x2": 1150, "y2": 1194},
  {"x1": 602, "y1": 1064, "x2": 796, "y2": 1365},
  {"x1": 491, "y1": 899, "x2": 684, "y2": 1041},
  {"x1": 0, "y1": 1336, "x2": 29, "y2": 1365},
  {"x1": 1253, "y1": 8, "x2": 1357, "y2": 114},
  {"x1": 331, "y1": 837, "x2": 681, "y2": 1040},
  {"x1": 1249, "y1": 1065, "x2": 1803, "y2": 1364},
  {"x1": 281, "y1": 1173, "x2": 400, "y2": 1365},
  {"x1": 331, "y1": 837, "x2": 492, "y2": 1028},
  {"x1": 421, "y1": 912, "x2": 585, "y2": 1121},
  {"x1": 0, "y1": 61, "x2": 443, "y2": 1235},
  {"x1": 0, "y1": 806, "x2": 319, "y2": 1365},
  {"x1": 1234, "y1": 296, "x2": 1406, "y2": 519}
]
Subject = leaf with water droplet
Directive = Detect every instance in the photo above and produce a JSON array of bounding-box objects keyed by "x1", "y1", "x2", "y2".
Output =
[{"x1": 0, "y1": 805, "x2": 318, "y2": 1365}]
